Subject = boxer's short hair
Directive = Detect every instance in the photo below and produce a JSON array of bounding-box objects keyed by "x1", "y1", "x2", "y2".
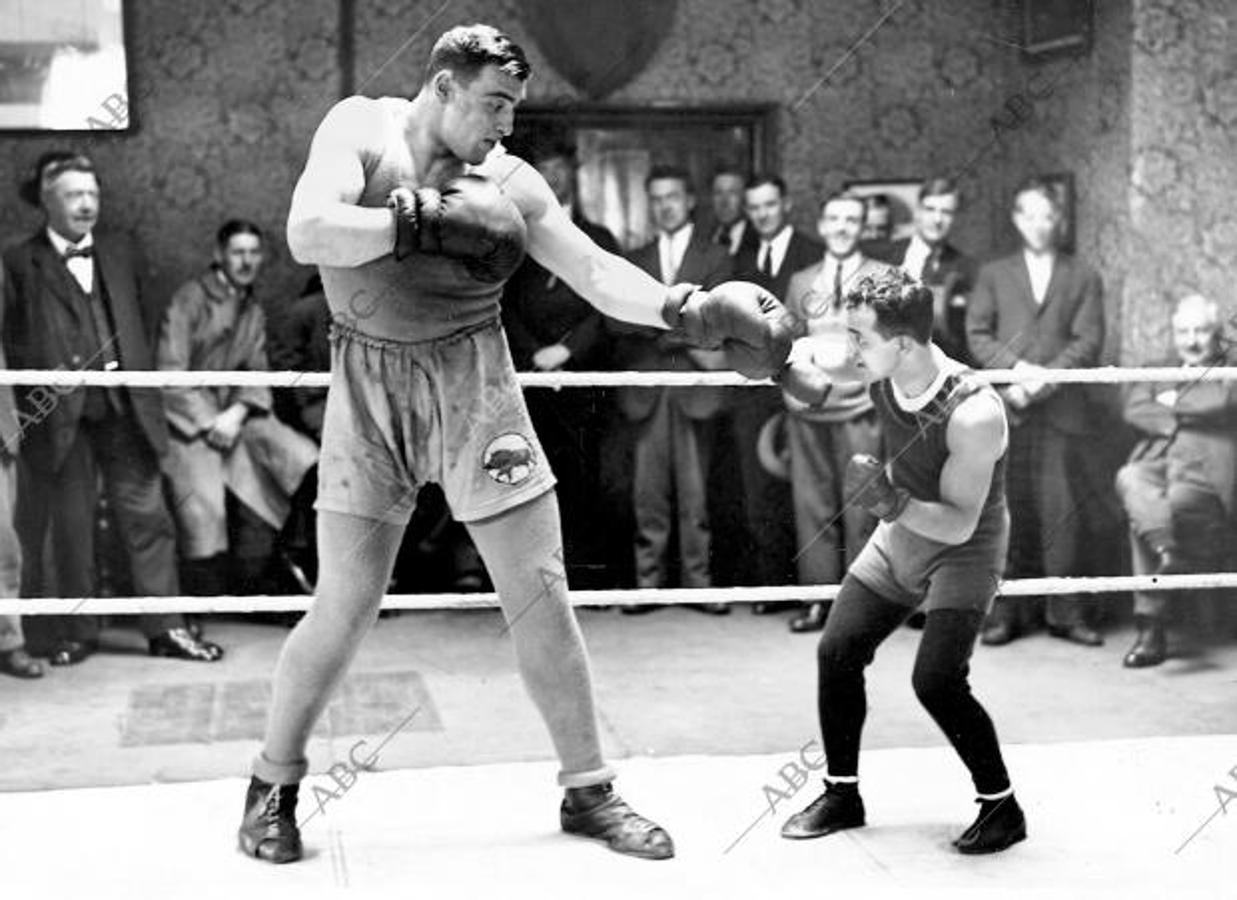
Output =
[
  {"x1": 216, "y1": 218, "x2": 263, "y2": 249},
  {"x1": 845, "y1": 267, "x2": 934, "y2": 344},
  {"x1": 425, "y1": 24, "x2": 531, "y2": 85},
  {"x1": 20, "y1": 151, "x2": 97, "y2": 207}
]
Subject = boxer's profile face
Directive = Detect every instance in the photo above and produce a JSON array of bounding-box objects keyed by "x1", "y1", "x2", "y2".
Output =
[
  {"x1": 1012, "y1": 189, "x2": 1059, "y2": 254},
  {"x1": 847, "y1": 305, "x2": 903, "y2": 379},
  {"x1": 819, "y1": 198, "x2": 864, "y2": 258},
  {"x1": 216, "y1": 233, "x2": 264, "y2": 290},
  {"x1": 438, "y1": 65, "x2": 525, "y2": 164},
  {"x1": 43, "y1": 170, "x2": 99, "y2": 243},
  {"x1": 744, "y1": 183, "x2": 790, "y2": 241},
  {"x1": 914, "y1": 192, "x2": 958, "y2": 246}
]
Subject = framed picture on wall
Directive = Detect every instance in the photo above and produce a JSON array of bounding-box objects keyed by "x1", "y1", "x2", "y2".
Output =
[
  {"x1": 1021, "y1": 0, "x2": 1093, "y2": 59},
  {"x1": 1040, "y1": 170, "x2": 1076, "y2": 253},
  {"x1": 508, "y1": 104, "x2": 777, "y2": 251},
  {"x1": 0, "y1": 0, "x2": 132, "y2": 132},
  {"x1": 843, "y1": 178, "x2": 923, "y2": 242}
]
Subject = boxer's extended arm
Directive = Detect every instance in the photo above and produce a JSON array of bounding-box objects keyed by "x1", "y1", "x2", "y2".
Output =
[
  {"x1": 897, "y1": 392, "x2": 1005, "y2": 545},
  {"x1": 493, "y1": 156, "x2": 672, "y2": 329},
  {"x1": 287, "y1": 97, "x2": 396, "y2": 267}
]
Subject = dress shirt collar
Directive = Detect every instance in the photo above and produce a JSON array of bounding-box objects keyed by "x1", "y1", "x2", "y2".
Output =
[
  {"x1": 46, "y1": 227, "x2": 93, "y2": 257},
  {"x1": 758, "y1": 225, "x2": 793, "y2": 276}
]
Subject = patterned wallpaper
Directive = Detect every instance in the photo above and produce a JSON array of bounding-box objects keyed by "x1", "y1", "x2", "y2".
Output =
[
  {"x1": 2, "y1": 0, "x2": 1218, "y2": 364},
  {"x1": 1125, "y1": 0, "x2": 1237, "y2": 363}
]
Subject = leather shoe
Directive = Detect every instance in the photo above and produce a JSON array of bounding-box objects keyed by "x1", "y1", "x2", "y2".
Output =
[
  {"x1": 781, "y1": 781, "x2": 865, "y2": 839},
  {"x1": 562, "y1": 783, "x2": 674, "y2": 860},
  {"x1": 0, "y1": 648, "x2": 44, "y2": 678},
  {"x1": 789, "y1": 603, "x2": 828, "y2": 633},
  {"x1": 1048, "y1": 623, "x2": 1104, "y2": 647},
  {"x1": 48, "y1": 639, "x2": 96, "y2": 666},
  {"x1": 691, "y1": 602, "x2": 731, "y2": 615},
  {"x1": 238, "y1": 776, "x2": 302, "y2": 863},
  {"x1": 980, "y1": 621, "x2": 1015, "y2": 646},
  {"x1": 1123, "y1": 616, "x2": 1167, "y2": 668},
  {"x1": 752, "y1": 601, "x2": 797, "y2": 615},
  {"x1": 954, "y1": 794, "x2": 1027, "y2": 855},
  {"x1": 149, "y1": 627, "x2": 224, "y2": 661}
]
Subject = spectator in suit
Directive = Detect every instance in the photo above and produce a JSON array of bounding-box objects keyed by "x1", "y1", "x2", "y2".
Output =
[
  {"x1": 709, "y1": 166, "x2": 759, "y2": 257},
  {"x1": 967, "y1": 176, "x2": 1106, "y2": 647},
  {"x1": 780, "y1": 191, "x2": 886, "y2": 632},
  {"x1": 502, "y1": 141, "x2": 619, "y2": 585},
  {"x1": 3, "y1": 151, "x2": 222, "y2": 664},
  {"x1": 268, "y1": 274, "x2": 330, "y2": 441},
  {"x1": 866, "y1": 177, "x2": 976, "y2": 364},
  {"x1": 609, "y1": 166, "x2": 732, "y2": 613},
  {"x1": 1115, "y1": 294, "x2": 1237, "y2": 667},
  {"x1": 157, "y1": 220, "x2": 319, "y2": 599},
  {"x1": 731, "y1": 174, "x2": 823, "y2": 620},
  {"x1": 0, "y1": 260, "x2": 42, "y2": 679},
  {"x1": 860, "y1": 193, "x2": 893, "y2": 242}
]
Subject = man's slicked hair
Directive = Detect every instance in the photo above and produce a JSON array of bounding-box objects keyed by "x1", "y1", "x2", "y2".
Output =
[
  {"x1": 845, "y1": 267, "x2": 934, "y2": 344},
  {"x1": 646, "y1": 164, "x2": 694, "y2": 195},
  {"x1": 424, "y1": 24, "x2": 531, "y2": 86}
]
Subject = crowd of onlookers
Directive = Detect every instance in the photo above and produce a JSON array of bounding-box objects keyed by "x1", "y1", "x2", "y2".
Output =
[{"x1": 1, "y1": 143, "x2": 1233, "y2": 680}]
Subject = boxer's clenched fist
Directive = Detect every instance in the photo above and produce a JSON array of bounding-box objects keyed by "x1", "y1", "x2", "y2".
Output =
[
  {"x1": 662, "y1": 280, "x2": 795, "y2": 380},
  {"x1": 388, "y1": 174, "x2": 527, "y2": 283}
]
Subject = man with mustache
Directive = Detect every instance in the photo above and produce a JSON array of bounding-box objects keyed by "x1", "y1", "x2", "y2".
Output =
[
  {"x1": 157, "y1": 220, "x2": 319, "y2": 601},
  {"x1": 1115, "y1": 294, "x2": 1237, "y2": 667}
]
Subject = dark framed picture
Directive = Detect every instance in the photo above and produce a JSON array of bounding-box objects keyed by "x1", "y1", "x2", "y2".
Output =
[
  {"x1": 0, "y1": 0, "x2": 132, "y2": 132},
  {"x1": 1022, "y1": 0, "x2": 1093, "y2": 59},
  {"x1": 1040, "y1": 171, "x2": 1076, "y2": 253},
  {"x1": 508, "y1": 104, "x2": 777, "y2": 251},
  {"x1": 843, "y1": 178, "x2": 923, "y2": 242}
]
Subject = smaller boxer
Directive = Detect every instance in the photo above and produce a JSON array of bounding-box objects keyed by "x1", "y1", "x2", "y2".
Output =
[{"x1": 777, "y1": 267, "x2": 1025, "y2": 855}]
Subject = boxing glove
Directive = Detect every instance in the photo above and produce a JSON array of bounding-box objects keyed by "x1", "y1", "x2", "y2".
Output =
[
  {"x1": 662, "y1": 281, "x2": 796, "y2": 380},
  {"x1": 388, "y1": 174, "x2": 527, "y2": 283},
  {"x1": 844, "y1": 453, "x2": 910, "y2": 523}
]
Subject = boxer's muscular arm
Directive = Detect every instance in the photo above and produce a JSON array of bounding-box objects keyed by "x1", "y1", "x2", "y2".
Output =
[
  {"x1": 287, "y1": 97, "x2": 397, "y2": 267},
  {"x1": 487, "y1": 155, "x2": 671, "y2": 330},
  {"x1": 897, "y1": 391, "x2": 1005, "y2": 545}
]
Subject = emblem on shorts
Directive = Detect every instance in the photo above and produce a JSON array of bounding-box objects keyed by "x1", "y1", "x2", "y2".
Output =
[{"x1": 482, "y1": 433, "x2": 536, "y2": 485}]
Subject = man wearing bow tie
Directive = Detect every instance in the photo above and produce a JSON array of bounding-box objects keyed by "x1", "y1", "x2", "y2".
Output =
[{"x1": 2, "y1": 151, "x2": 223, "y2": 665}]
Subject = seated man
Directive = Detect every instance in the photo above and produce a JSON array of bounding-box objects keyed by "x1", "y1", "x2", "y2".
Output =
[
  {"x1": 157, "y1": 220, "x2": 319, "y2": 597},
  {"x1": 1115, "y1": 294, "x2": 1237, "y2": 667}
]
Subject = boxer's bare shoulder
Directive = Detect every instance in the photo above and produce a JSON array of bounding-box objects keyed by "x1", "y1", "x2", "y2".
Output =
[{"x1": 470, "y1": 148, "x2": 555, "y2": 223}]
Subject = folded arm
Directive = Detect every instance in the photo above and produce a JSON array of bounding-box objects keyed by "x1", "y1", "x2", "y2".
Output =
[{"x1": 286, "y1": 97, "x2": 397, "y2": 268}]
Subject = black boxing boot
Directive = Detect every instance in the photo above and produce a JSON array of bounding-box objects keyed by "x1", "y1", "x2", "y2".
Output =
[
  {"x1": 954, "y1": 793, "x2": 1027, "y2": 855},
  {"x1": 238, "y1": 776, "x2": 302, "y2": 864},
  {"x1": 781, "y1": 779, "x2": 865, "y2": 839},
  {"x1": 561, "y1": 782, "x2": 674, "y2": 860}
]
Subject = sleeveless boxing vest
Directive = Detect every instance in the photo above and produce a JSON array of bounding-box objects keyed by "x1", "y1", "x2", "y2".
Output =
[
  {"x1": 870, "y1": 366, "x2": 1006, "y2": 512},
  {"x1": 318, "y1": 98, "x2": 504, "y2": 342}
]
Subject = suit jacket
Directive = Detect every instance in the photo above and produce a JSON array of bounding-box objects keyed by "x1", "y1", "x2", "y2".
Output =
[
  {"x1": 1123, "y1": 354, "x2": 1237, "y2": 516},
  {"x1": 782, "y1": 254, "x2": 888, "y2": 422},
  {"x1": 0, "y1": 261, "x2": 21, "y2": 460},
  {"x1": 2, "y1": 230, "x2": 169, "y2": 473},
  {"x1": 865, "y1": 236, "x2": 975, "y2": 361},
  {"x1": 609, "y1": 224, "x2": 734, "y2": 422},
  {"x1": 966, "y1": 251, "x2": 1105, "y2": 434},
  {"x1": 267, "y1": 287, "x2": 330, "y2": 439},
  {"x1": 502, "y1": 214, "x2": 618, "y2": 370},
  {"x1": 733, "y1": 229, "x2": 823, "y2": 304}
]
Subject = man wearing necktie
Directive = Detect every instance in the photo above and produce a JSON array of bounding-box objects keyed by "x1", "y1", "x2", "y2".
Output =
[
  {"x1": 731, "y1": 175, "x2": 822, "y2": 614},
  {"x1": 864, "y1": 178, "x2": 976, "y2": 365},
  {"x1": 3, "y1": 152, "x2": 223, "y2": 664},
  {"x1": 779, "y1": 191, "x2": 888, "y2": 632},
  {"x1": 608, "y1": 166, "x2": 733, "y2": 611},
  {"x1": 709, "y1": 166, "x2": 759, "y2": 257}
]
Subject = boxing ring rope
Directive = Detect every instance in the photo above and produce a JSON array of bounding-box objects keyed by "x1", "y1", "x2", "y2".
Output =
[{"x1": 1, "y1": 364, "x2": 1234, "y2": 616}]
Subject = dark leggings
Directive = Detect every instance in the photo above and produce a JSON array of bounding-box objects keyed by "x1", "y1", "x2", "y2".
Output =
[{"x1": 817, "y1": 577, "x2": 1011, "y2": 795}]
